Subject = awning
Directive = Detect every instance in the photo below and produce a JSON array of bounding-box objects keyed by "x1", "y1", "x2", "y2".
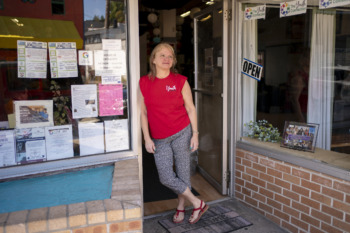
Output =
[{"x1": 0, "y1": 16, "x2": 83, "y2": 49}]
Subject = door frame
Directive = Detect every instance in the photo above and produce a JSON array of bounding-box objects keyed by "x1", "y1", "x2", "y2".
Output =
[{"x1": 193, "y1": 0, "x2": 230, "y2": 195}]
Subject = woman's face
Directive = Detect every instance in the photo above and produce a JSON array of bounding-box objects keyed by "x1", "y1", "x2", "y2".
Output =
[{"x1": 153, "y1": 47, "x2": 174, "y2": 72}]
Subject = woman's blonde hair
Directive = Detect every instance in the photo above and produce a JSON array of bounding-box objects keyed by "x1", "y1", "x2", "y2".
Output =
[{"x1": 148, "y1": 43, "x2": 177, "y2": 80}]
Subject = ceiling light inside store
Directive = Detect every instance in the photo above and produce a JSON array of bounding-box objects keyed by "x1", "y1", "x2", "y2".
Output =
[
  {"x1": 200, "y1": 15, "x2": 211, "y2": 22},
  {"x1": 206, "y1": 0, "x2": 215, "y2": 5},
  {"x1": 180, "y1": 11, "x2": 190, "y2": 17}
]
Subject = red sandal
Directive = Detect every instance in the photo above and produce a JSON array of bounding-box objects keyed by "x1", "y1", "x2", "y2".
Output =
[
  {"x1": 189, "y1": 200, "x2": 209, "y2": 224},
  {"x1": 173, "y1": 209, "x2": 185, "y2": 223}
]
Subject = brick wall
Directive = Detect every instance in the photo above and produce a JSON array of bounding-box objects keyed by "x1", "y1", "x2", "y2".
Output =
[{"x1": 235, "y1": 149, "x2": 350, "y2": 233}]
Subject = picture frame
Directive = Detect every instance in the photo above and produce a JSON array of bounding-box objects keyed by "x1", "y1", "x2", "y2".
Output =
[
  {"x1": 14, "y1": 100, "x2": 54, "y2": 128},
  {"x1": 280, "y1": 121, "x2": 319, "y2": 153}
]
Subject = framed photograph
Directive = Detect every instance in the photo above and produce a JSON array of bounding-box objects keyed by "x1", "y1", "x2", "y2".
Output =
[
  {"x1": 14, "y1": 100, "x2": 54, "y2": 128},
  {"x1": 280, "y1": 121, "x2": 319, "y2": 153}
]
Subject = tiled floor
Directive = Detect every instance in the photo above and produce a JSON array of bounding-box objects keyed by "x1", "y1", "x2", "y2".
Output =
[{"x1": 143, "y1": 198, "x2": 289, "y2": 233}]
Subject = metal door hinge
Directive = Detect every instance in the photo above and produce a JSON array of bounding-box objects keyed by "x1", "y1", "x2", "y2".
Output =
[
  {"x1": 225, "y1": 170, "x2": 231, "y2": 183},
  {"x1": 225, "y1": 9, "x2": 232, "y2": 21}
]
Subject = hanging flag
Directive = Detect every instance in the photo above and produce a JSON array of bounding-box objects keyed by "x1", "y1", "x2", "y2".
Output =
[
  {"x1": 244, "y1": 5, "x2": 266, "y2": 20},
  {"x1": 320, "y1": 0, "x2": 350, "y2": 9},
  {"x1": 280, "y1": 0, "x2": 307, "y2": 18}
]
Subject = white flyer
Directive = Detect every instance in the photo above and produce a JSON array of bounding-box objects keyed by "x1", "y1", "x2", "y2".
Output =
[
  {"x1": 244, "y1": 5, "x2": 266, "y2": 20},
  {"x1": 45, "y1": 125, "x2": 74, "y2": 160},
  {"x1": 104, "y1": 119, "x2": 129, "y2": 152},
  {"x1": 78, "y1": 122, "x2": 104, "y2": 156},
  {"x1": 17, "y1": 40, "x2": 47, "y2": 79},
  {"x1": 49, "y1": 42, "x2": 78, "y2": 78},
  {"x1": 319, "y1": 0, "x2": 350, "y2": 9},
  {"x1": 0, "y1": 130, "x2": 16, "y2": 167},
  {"x1": 71, "y1": 84, "x2": 98, "y2": 119},
  {"x1": 102, "y1": 39, "x2": 122, "y2": 50},
  {"x1": 78, "y1": 50, "x2": 94, "y2": 66},
  {"x1": 280, "y1": 0, "x2": 307, "y2": 18},
  {"x1": 94, "y1": 50, "x2": 126, "y2": 76}
]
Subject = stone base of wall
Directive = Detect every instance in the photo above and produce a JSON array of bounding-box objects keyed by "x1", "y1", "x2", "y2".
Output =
[
  {"x1": 235, "y1": 149, "x2": 350, "y2": 233},
  {"x1": 0, "y1": 159, "x2": 142, "y2": 233}
]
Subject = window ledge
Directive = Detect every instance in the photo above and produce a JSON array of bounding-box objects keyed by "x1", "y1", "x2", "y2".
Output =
[{"x1": 237, "y1": 137, "x2": 350, "y2": 182}]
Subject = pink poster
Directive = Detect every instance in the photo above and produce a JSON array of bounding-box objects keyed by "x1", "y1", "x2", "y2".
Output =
[{"x1": 98, "y1": 84, "x2": 123, "y2": 116}]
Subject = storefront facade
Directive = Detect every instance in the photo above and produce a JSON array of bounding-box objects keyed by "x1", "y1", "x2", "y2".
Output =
[{"x1": 0, "y1": 0, "x2": 350, "y2": 233}]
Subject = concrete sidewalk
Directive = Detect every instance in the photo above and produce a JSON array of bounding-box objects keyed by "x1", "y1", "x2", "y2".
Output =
[{"x1": 143, "y1": 198, "x2": 288, "y2": 233}]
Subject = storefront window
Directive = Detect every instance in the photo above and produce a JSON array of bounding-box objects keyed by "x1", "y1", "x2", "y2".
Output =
[
  {"x1": 0, "y1": 0, "x2": 132, "y2": 169},
  {"x1": 240, "y1": 3, "x2": 350, "y2": 167}
]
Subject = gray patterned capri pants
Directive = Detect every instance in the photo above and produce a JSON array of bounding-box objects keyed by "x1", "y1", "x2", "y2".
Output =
[{"x1": 153, "y1": 124, "x2": 192, "y2": 195}]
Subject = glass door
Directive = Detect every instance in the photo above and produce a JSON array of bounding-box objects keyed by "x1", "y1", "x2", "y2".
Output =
[{"x1": 194, "y1": 3, "x2": 228, "y2": 195}]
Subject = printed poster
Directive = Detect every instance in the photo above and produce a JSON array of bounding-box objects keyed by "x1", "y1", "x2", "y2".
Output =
[
  {"x1": 14, "y1": 100, "x2": 54, "y2": 128},
  {"x1": 78, "y1": 122, "x2": 104, "y2": 156},
  {"x1": 98, "y1": 84, "x2": 124, "y2": 116},
  {"x1": 94, "y1": 50, "x2": 126, "y2": 78},
  {"x1": 49, "y1": 42, "x2": 78, "y2": 78},
  {"x1": 15, "y1": 127, "x2": 47, "y2": 164},
  {"x1": 280, "y1": 0, "x2": 307, "y2": 18},
  {"x1": 71, "y1": 84, "x2": 98, "y2": 119},
  {"x1": 104, "y1": 119, "x2": 129, "y2": 152},
  {"x1": 0, "y1": 130, "x2": 16, "y2": 167},
  {"x1": 320, "y1": 0, "x2": 350, "y2": 9},
  {"x1": 244, "y1": 5, "x2": 266, "y2": 20},
  {"x1": 78, "y1": 50, "x2": 94, "y2": 66},
  {"x1": 17, "y1": 40, "x2": 47, "y2": 79},
  {"x1": 102, "y1": 39, "x2": 122, "y2": 50},
  {"x1": 45, "y1": 125, "x2": 74, "y2": 160}
]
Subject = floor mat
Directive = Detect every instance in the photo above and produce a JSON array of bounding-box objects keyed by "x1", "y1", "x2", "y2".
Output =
[{"x1": 158, "y1": 205, "x2": 253, "y2": 233}]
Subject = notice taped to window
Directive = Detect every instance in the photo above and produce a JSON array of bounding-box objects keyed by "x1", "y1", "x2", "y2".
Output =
[{"x1": 241, "y1": 58, "x2": 263, "y2": 81}]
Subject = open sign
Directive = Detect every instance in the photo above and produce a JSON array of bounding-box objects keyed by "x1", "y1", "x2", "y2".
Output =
[{"x1": 241, "y1": 58, "x2": 263, "y2": 81}]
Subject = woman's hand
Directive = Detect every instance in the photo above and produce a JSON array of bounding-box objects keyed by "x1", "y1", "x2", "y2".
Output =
[
  {"x1": 145, "y1": 139, "x2": 156, "y2": 154},
  {"x1": 190, "y1": 134, "x2": 199, "y2": 152}
]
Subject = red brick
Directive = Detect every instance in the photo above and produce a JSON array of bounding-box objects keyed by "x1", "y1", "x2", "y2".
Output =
[
  {"x1": 235, "y1": 191, "x2": 244, "y2": 200},
  {"x1": 235, "y1": 184, "x2": 242, "y2": 192},
  {"x1": 283, "y1": 189, "x2": 299, "y2": 201},
  {"x1": 252, "y1": 177, "x2": 266, "y2": 188},
  {"x1": 267, "y1": 168, "x2": 282, "y2": 179},
  {"x1": 267, "y1": 198, "x2": 282, "y2": 210},
  {"x1": 236, "y1": 150, "x2": 245, "y2": 158},
  {"x1": 322, "y1": 187, "x2": 344, "y2": 201},
  {"x1": 246, "y1": 168, "x2": 259, "y2": 177},
  {"x1": 333, "y1": 200, "x2": 350, "y2": 213},
  {"x1": 291, "y1": 217, "x2": 308, "y2": 231},
  {"x1": 128, "y1": 221, "x2": 141, "y2": 230},
  {"x1": 312, "y1": 174, "x2": 332, "y2": 187},
  {"x1": 259, "y1": 202, "x2": 273, "y2": 214},
  {"x1": 242, "y1": 173, "x2": 252, "y2": 182},
  {"x1": 235, "y1": 170, "x2": 241, "y2": 178},
  {"x1": 260, "y1": 158, "x2": 275, "y2": 168},
  {"x1": 275, "y1": 194, "x2": 291, "y2": 206},
  {"x1": 301, "y1": 196, "x2": 320, "y2": 210},
  {"x1": 283, "y1": 205, "x2": 299, "y2": 218},
  {"x1": 283, "y1": 174, "x2": 300, "y2": 185},
  {"x1": 242, "y1": 159, "x2": 252, "y2": 167},
  {"x1": 236, "y1": 164, "x2": 244, "y2": 172},
  {"x1": 282, "y1": 220, "x2": 298, "y2": 233},
  {"x1": 346, "y1": 213, "x2": 350, "y2": 222},
  {"x1": 310, "y1": 191, "x2": 331, "y2": 206},
  {"x1": 292, "y1": 184, "x2": 310, "y2": 197},
  {"x1": 265, "y1": 213, "x2": 281, "y2": 225},
  {"x1": 260, "y1": 188, "x2": 274, "y2": 199},
  {"x1": 274, "y1": 209, "x2": 289, "y2": 221},
  {"x1": 252, "y1": 192, "x2": 266, "y2": 203},
  {"x1": 236, "y1": 157, "x2": 242, "y2": 164},
  {"x1": 245, "y1": 196, "x2": 258, "y2": 207},
  {"x1": 292, "y1": 168, "x2": 310, "y2": 180},
  {"x1": 322, "y1": 204, "x2": 344, "y2": 219},
  {"x1": 259, "y1": 173, "x2": 274, "y2": 183},
  {"x1": 245, "y1": 153, "x2": 258, "y2": 162},
  {"x1": 333, "y1": 218, "x2": 350, "y2": 232},
  {"x1": 275, "y1": 163, "x2": 291, "y2": 174},
  {"x1": 292, "y1": 201, "x2": 310, "y2": 214},
  {"x1": 267, "y1": 183, "x2": 282, "y2": 194},
  {"x1": 310, "y1": 226, "x2": 324, "y2": 233},
  {"x1": 346, "y1": 195, "x2": 350, "y2": 204},
  {"x1": 236, "y1": 178, "x2": 244, "y2": 186},
  {"x1": 253, "y1": 163, "x2": 266, "y2": 173},
  {"x1": 321, "y1": 222, "x2": 343, "y2": 233},
  {"x1": 242, "y1": 187, "x2": 251, "y2": 196},
  {"x1": 301, "y1": 180, "x2": 321, "y2": 192},
  {"x1": 275, "y1": 178, "x2": 291, "y2": 189},
  {"x1": 245, "y1": 182, "x2": 259, "y2": 192},
  {"x1": 311, "y1": 209, "x2": 331, "y2": 224},
  {"x1": 301, "y1": 213, "x2": 320, "y2": 227},
  {"x1": 333, "y1": 181, "x2": 350, "y2": 193}
]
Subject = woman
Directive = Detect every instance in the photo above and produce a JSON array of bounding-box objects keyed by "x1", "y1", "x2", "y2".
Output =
[{"x1": 140, "y1": 43, "x2": 208, "y2": 224}]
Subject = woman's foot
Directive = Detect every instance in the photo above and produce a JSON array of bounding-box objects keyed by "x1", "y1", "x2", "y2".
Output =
[
  {"x1": 189, "y1": 200, "x2": 209, "y2": 224},
  {"x1": 173, "y1": 209, "x2": 185, "y2": 223}
]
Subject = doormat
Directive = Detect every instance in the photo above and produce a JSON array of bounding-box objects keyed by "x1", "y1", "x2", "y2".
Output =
[{"x1": 158, "y1": 205, "x2": 252, "y2": 233}]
